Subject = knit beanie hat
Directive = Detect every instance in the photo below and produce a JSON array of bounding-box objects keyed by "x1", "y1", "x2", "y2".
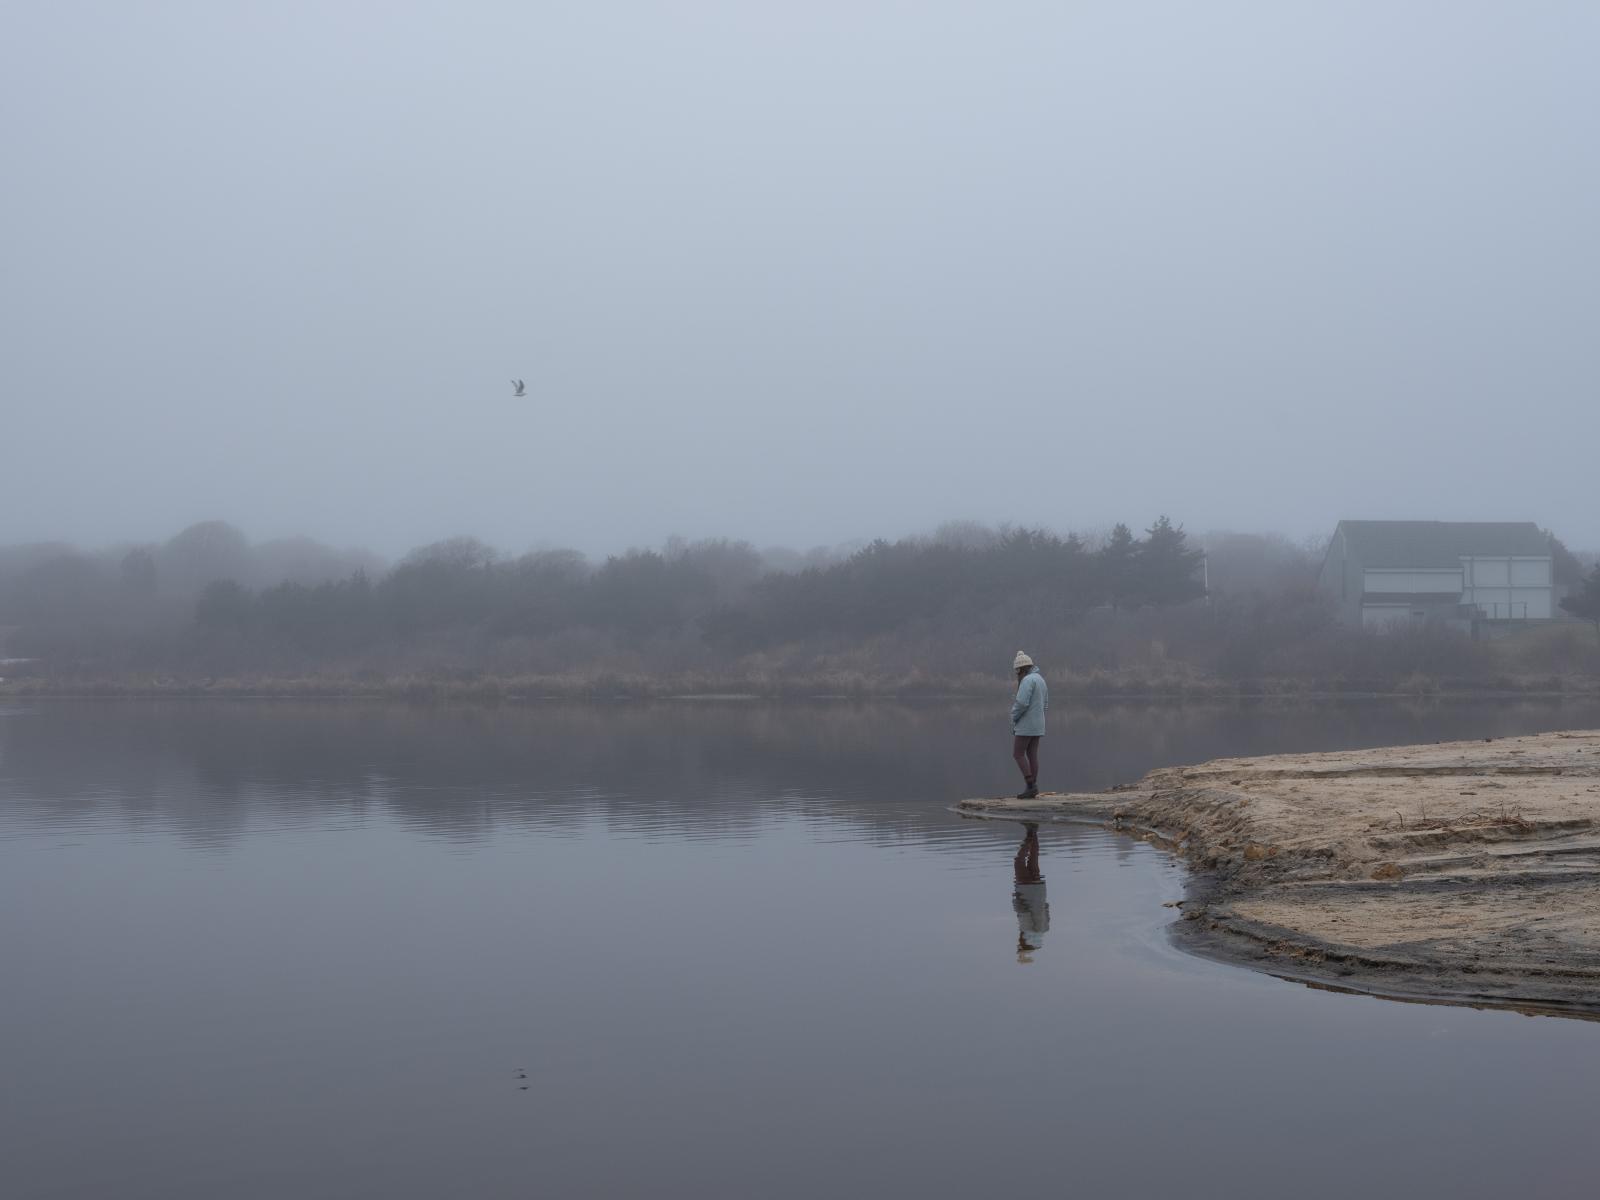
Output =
[{"x1": 1013, "y1": 651, "x2": 1034, "y2": 670}]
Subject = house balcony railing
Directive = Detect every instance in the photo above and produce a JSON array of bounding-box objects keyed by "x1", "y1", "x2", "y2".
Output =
[{"x1": 1473, "y1": 602, "x2": 1531, "y2": 620}]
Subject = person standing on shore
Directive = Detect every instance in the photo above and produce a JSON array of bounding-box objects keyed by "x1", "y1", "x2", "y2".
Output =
[{"x1": 1010, "y1": 651, "x2": 1049, "y2": 799}]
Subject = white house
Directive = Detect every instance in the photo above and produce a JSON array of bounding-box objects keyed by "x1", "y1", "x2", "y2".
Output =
[{"x1": 1318, "y1": 521, "x2": 1554, "y2": 629}]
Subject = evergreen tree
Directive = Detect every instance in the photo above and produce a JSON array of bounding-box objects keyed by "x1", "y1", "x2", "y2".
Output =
[
  {"x1": 1098, "y1": 524, "x2": 1138, "y2": 609},
  {"x1": 1136, "y1": 516, "x2": 1206, "y2": 606},
  {"x1": 1545, "y1": 530, "x2": 1585, "y2": 588},
  {"x1": 1561, "y1": 563, "x2": 1600, "y2": 643},
  {"x1": 1056, "y1": 532, "x2": 1096, "y2": 611}
]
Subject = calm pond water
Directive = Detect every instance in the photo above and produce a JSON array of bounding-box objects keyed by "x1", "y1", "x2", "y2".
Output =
[{"x1": 5, "y1": 698, "x2": 1600, "y2": 1199}]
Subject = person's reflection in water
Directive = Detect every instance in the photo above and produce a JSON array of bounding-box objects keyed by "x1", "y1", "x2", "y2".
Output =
[{"x1": 1012, "y1": 822, "x2": 1050, "y2": 963}]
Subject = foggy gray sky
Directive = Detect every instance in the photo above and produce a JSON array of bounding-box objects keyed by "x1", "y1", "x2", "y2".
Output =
[{"x1": 5, "y1": 1, "x2": 1598, "y2": 556}]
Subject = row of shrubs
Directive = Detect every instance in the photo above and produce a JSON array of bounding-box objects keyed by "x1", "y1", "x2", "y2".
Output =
[{"x1": 4, "y1": 518, "x2": 1597, "y2": 693}]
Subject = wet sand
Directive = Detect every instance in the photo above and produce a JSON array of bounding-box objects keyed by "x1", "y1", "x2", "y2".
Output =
[{"x1": 960, "y1": 729, "x2": 1600, "y2": 1013}]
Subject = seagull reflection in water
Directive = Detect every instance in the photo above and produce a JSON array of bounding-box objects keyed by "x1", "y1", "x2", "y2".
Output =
[{"x1": 1012, "y1": 822, "x2": 1050, "y2": 963}]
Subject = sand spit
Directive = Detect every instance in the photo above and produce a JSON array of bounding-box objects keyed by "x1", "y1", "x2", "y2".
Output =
[{"x1": 960, "y1": 730, "x2": 1600, "y2": 1014}]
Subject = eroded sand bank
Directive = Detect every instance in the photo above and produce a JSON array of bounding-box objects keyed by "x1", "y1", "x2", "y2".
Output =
[{"x1": 960, "y1": 730, "x2": 1600, "y2": 1013}]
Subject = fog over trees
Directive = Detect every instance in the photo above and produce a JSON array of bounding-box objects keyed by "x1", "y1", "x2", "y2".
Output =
[{"x1": 2, "y1": 519, "x2": 1594, "y2": 693}]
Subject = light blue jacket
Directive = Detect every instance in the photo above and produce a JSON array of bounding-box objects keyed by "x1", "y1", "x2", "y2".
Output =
[{"x1": 1010, "y1": 671, "x2": 1048, "y2": 737}]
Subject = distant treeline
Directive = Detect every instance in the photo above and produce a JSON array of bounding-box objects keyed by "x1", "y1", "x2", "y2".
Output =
[{"x1": 2, "y1": 519, "x2": 1596, "y2": 693}]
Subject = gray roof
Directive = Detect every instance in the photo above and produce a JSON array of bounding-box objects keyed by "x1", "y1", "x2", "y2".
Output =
[{"x1": 1337, "y1": 520, "x2": 1550, "y2": 568}]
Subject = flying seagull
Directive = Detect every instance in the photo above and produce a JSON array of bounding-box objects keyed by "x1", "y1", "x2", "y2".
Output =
[{"x1": 511, "y1": 378, "x2": 526, "y2": 397}]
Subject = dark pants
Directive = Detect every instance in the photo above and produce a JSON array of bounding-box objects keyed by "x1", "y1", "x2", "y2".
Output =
[
  {"x1": 1012, "y1": 735, "x2": 1041, "y2": 784},
  {"x1": 1014, "y1": 824, "x2": 1042, "y2": 883}
]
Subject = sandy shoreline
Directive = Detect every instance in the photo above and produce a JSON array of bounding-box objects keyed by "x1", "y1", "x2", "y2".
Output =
[{"x1": 960, "y1": 729, "x2": 1600, "y2": 1015}]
